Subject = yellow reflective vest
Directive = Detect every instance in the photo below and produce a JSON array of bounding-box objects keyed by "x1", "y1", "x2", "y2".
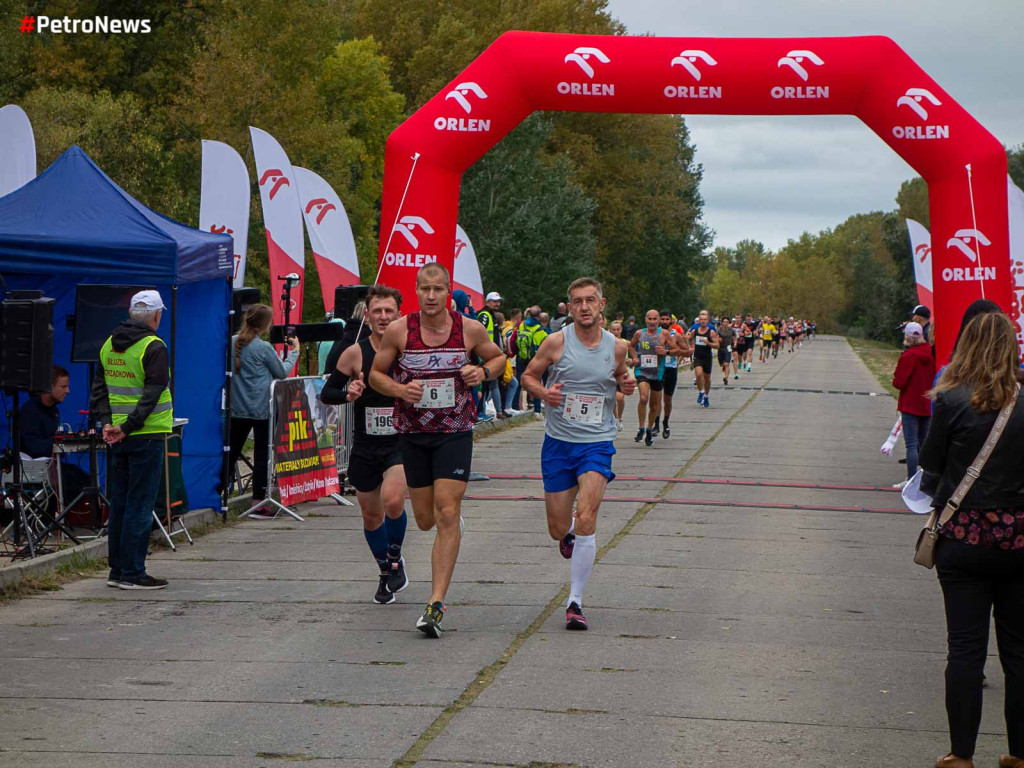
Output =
[{"x1": 100, "y1": 335, "x2": 173, "y2": 435}]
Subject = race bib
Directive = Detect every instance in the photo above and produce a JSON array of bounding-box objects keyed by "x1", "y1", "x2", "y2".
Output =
[
  {"x1": 695, "y1": 335, "x2": 708, "y2": 347},
  {"x1": 564, "y1": 393, "x2": 604, "y2": 425},
  {"x1": 365, "y1": 406, "x2": 396, "y2": 436},
  {"x1": 415, "y1": 378, "x2": 456, "y2": 409},
  {"x1": 727, "y1": 345, "x2": 732, "y2": 353},
  {"x1": 640, "y1": 354, "x2": 658, "y2": 368}
]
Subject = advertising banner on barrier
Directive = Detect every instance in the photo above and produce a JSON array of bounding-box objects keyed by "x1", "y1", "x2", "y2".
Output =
[{"x1": 272, "y1": 378, "x2": 339, "y2": 506}]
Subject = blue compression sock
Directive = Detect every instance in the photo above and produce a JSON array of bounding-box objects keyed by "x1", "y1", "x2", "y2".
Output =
[
  {"x1": 385, "y1": 511, "x2": 407, "y2": 555},
  {"x1": 364, "y1": 523, "x2": 389, "y2": 568}
]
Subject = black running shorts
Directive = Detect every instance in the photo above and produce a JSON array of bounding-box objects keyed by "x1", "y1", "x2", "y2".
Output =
[
  {"x1": 638, "y1": 377, "x2": 664, "y2": 393},
  {"x1": 399, "y1": 431, "x2": 474, "y2": 488},
  {"x1": 717, "y1": 347, "x2": 732, "y2": 366},
  {"x1": 693, "y1": 352, "x2": 713, "y2": 373},
  {"x1": 347, "y1": 439, "x2": 402, "y2": 493},
  {"x1": 662, "y1": 367, "x2": 678, "y2": 396}
]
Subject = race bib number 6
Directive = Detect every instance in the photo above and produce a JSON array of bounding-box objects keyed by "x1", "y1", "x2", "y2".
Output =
[
  {"x1": 365, "y1": 406, "x2": 396, "y2": 436},
  {"x1": 415, "y1": 378, "x2": 456, "y2": 409},
  {"x1": 564, "y1": 393, "x2": 604, "y2": 425}
]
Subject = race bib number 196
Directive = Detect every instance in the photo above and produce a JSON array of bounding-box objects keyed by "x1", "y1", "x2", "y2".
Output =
[
  {"x1": 563, "y1": 393, "x2": 604, "y2": 425},
  {"x1": 415, "y1": 378, "x2": 456, "y2": 409},
  {"x1": 365, "y1": 407, "x2": 396, "y2": 436}
]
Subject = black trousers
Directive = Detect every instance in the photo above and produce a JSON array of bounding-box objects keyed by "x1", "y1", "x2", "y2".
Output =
[
  {"x1": 937, "y1": 536, "x2": 1024, "y2": 758},
  {"x1": 228, "y1": 417, "x2": 269, "y2": 500}
]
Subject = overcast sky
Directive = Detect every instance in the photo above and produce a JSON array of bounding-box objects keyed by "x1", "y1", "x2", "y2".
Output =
[{"x1": 605, "y1": 0, "x2": 1024, "y2": 251}]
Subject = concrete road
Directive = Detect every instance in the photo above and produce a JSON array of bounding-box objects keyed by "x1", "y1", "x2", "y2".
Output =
[{"x1": 0, "y1": 337, "x2": 1009, "y2": 767}]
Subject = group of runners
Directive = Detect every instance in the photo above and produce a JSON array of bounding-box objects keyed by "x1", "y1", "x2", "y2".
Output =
[{"x1": 321, "y1": 264, "x2": 813, "y2": 637}]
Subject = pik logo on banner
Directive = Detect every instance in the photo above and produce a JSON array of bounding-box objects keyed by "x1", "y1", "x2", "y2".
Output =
[
  {"x1": 435, "y1": 81, "x2": 491, "y2": 132},
  {"x1": 304, "y1": 197, "x2": 335, "y2": 226},
  {"x1": 893, "y1": 87, "x2": 950, "y2": 140},
  {"x1": 259, "y1": 168, "x2": 289, "y2": 200},
  {"x1": 666, "y1": 50, "x2": 721, "y2": 100},
  {"x1": 559, "y1": 46, "x2": 614, "y2": 97},
  {"x1": 393, "y1": 215, "x2": 434, "y2": 249},
  {"x1": 941, "y1": 228, "x2": 996, "y2": 283},
  {"x1": 565, "y1": 46, "x2": 610, "y2": 78},
  {"x1": 772, "y1": 50, "x2": 828, "y2": 100}
]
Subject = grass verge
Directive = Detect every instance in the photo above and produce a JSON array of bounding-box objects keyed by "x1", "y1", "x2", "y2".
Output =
[
  {"x1": 0, "y1": 550, "x2": 108, "y2": 602},
  {"x1": 846, "y1": 337, "x2": 901, "y2": 397}
]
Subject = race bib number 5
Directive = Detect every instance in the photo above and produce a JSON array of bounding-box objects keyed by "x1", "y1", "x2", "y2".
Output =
[
  {"x1": 564, "y1": 393, "x2": 604, "y2": 425},
  {"x1": 365, "y1": 407, "x2": 396, "y2": 436},
  {"x1": 415, "y1": 378, "x2": 456, "y2": 409}
]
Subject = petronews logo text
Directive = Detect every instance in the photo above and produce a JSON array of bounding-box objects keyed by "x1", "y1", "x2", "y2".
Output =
[{"x1": 34, "y1": 16, "x2": 152, "y2": 34}]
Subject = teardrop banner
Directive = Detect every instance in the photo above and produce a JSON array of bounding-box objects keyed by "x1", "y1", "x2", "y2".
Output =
[
  {"x1": 200, "y1": 140, "x2": 250, "y2": 289},
  {"x1": 0, "y1": 104, "x2": 36, "y2": 197},
  {"x1": 454, "y1": 224, "x2": 484, "y2": 311},
  {"x1": 376, "y1": 33, "x2": 1012, "y2": 362},
  {"x1": 905, "y1": 219, "x2": 933, "y2": 312}
]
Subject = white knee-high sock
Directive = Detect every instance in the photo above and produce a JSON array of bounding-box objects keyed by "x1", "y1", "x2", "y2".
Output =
[{"x1": 569, "y1": 534, "x2": 596, "y2": 607}]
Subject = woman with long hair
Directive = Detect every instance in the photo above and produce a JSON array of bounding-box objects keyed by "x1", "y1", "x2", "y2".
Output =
[
  {"x1": 920, "y1": 311, "x2": 1024, "y2": 768},
  {"x1": 229, "y1": 304, "x2": 300, "y2": 513}
]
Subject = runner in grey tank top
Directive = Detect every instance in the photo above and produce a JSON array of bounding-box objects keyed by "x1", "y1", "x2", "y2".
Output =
[
  {"x1": 521, "y1": 277, "x2": 636, "y2": 632},
  {"x1": 544, "y1": 324, "x2": 618, "y2": 443}
]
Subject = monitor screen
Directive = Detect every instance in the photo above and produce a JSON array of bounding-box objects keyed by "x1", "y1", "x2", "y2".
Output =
[{"x1": 72, "y1": 284, "x2": 153, "y2": 363}]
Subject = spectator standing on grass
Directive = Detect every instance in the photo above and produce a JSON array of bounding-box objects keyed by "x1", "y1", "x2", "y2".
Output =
[
  {"x1": 229, "y1": 304, "x2": 301, "y2": 511},
  {"x1": 891, "y1": 321, "x2": 936, "y2": 489},
  {"x1": 920, "y1": 311, "x2": 1024, "y2": 768}
]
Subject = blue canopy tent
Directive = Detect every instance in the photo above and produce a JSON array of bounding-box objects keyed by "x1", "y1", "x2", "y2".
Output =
[{"x1": 0, "y1": 145, "x2": 233, "y2": 511}]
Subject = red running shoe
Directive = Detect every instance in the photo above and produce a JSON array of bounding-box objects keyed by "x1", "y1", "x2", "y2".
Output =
[
  {"x1": 565, "y1": 601, "x2": 588, "y2": 630},
  {"x1": 559, "y1": 532, "x2": 575, "y2": 559}
]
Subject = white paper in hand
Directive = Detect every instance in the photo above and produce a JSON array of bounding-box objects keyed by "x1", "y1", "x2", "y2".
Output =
[
  {"x1": 901, "y1": 469, "x2": 934, "y2": 515},
  {"x1": 881, "y1": 415, "x2": 903, "y2": 456}
]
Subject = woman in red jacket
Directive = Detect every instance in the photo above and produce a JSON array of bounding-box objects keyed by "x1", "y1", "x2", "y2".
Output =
[{"x1": 892, "y1": 321, "x2": 937, "y2": 488}]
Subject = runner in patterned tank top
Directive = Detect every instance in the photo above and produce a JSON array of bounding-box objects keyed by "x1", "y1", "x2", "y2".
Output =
[
  {"x1": 370, "y1": 263, "x2": 506, "y2": 638},
  {"x1": 522, "y1": 277, "x2": 636, "y2": 630},
  {"x1": 322, "y1": 286, "x2": 409, "y2": 606}
]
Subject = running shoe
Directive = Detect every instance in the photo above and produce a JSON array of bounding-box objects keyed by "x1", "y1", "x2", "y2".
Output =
[
  {"x1": 652, "y1": 416, "x2": 660, "y2": 433},
  {"x1": 634, "y1": 428, "x2": 645, "y2": 443},
  {"x1": 734, "y1": 374, "x2": 739, "y2": 380},
  {"x1": 118, "y1": 575, "x2": 168, "y2": 590},
  {"x1": 697, "y1": 391, "x2": 704, "y2": 405},
  {"x1": 477, "y1": 413, "x2": 494, "y2": 423},
  {"x1": 559, "y1": 532, "x2": 576, "y2": 559},
  {"x1": 616, "y1": 419, "x2": 623, "y2": 431},
  {"x1": 386, "y1": 555, "x2": 408, "y2": 594},
  {"x1": 892, "y1": 479, "x2": 911, "y2": 490},
  {"x1": 416, "y1": 601, "x2": 446, "y2": 638},
  {"x1": 723, "y1": 376, "x2": 728, "y2": 386},
  {"x1": 662, "y1": 423, "x2": 670, "y2": 439},
  {"x1": 644, "y1": 428, "x2": 654, "y2": 447},
  {"x1": 703, "y1": 396, "x2": 710, "y2": 408},
  {"x1": 374, "y1": 573, "x2": 395, "y2": 604},
  {"x1": 566, "y1": 601, "x2": 588, "y2": 630}
]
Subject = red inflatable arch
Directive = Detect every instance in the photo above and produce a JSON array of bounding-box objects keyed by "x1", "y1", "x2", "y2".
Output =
[{"x1": 377, "y1": 32, "x2": 1013, "y2": 361}]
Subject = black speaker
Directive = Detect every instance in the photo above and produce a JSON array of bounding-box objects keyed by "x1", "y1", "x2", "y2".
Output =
[
  {"x1": 232, "y1": 287, "x2": 262, "y2": 332},
  {"x1": 1, "y1": 296, "x2": 54, "y2": 392},
  {"x1": 334, "y1": 285, "x2": 370, "y2": 321}
]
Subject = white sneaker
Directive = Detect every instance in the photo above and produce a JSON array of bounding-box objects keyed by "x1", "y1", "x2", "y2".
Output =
[
  {"x1": 535, "y1": 412, "x2": 544, "y2": 420},
  {"x1": 616, "y1": 419, "x2": 623, "y2": 431},
  {"x1": 892, "y1": 479, "x2": 911, "y2": 490}
]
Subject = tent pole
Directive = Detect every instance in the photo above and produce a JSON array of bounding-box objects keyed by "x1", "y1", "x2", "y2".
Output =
[
  {"x1": 169, "y1": 285, "x2": 177, "y2": 399},
  {"x1": 221, "y1": 277, "x2": 232, "y2": 520}
]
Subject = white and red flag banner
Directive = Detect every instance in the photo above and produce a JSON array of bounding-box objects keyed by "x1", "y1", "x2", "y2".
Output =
[
  {"x1": 0, "y1": 104, "x2": 36, "y2": 197},
  {"x1": 250, "y1": 126, "x2": 305, "y2": 324},
  {"x1": 1008, "y1": 176, "x2": 1024, "y2": 348},
  {"x1": 453, "y1": 224, "x2": 484, "y2": 311},
  {"x1": 905, "y1": 219, "x2": 933, "y2": 312},
  {"x1": 293, "y1": 167, "x2": 361, "y2": 312},
  {"x1": 200, "y1": 140, "x2": 250, "y2": 289}
]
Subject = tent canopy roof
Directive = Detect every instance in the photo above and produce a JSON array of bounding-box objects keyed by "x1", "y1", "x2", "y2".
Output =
[{"x1": 0, "y1": 145, "x2": 232, "y2": 284}]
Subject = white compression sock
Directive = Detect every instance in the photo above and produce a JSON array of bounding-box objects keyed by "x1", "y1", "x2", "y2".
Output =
[
  {"x1": 568, "y1": 516, "x2": 575, "y2": 536},
  {"x1": 568, "y1": 533, "x2": 596, "y2": 607}
]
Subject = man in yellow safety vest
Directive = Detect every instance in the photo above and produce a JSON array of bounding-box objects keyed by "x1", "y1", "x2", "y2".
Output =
[{"x1": 90, "y1": 289, "x2": 172, "y2": 590}]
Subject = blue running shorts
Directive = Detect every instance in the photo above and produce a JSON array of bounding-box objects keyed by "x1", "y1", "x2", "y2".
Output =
[{"x1": 541, "y1": 434, "x2": 616, "y2": 493}]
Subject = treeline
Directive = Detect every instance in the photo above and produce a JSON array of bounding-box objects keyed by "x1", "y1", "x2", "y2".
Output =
[
  {"x1": 0, "y1": 0, "x2": 710, "y2": 317},
  {"x1": 699, "y1": 147, "x2": 1024, "y2": 340}
]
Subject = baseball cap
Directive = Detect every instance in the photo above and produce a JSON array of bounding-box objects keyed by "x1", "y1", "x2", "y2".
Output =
[
  {"x1": 911, "y1": 304, "x2": 931, "y2": 319},
  {"x1": 130, "y1": 290, "x2": 165, "y2": 311},
  {"x1": 905, "y1": 321, "x2": 924, "y2": 337},
  {"x1": 485, "y1": 291, "x2": 502, "y2": 301}
]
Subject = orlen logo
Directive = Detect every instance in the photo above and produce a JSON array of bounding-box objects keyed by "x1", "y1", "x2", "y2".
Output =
[
  {"x1": 258, "y1": 169, "x2": 289, "y2": 200},
  {"x1": 558, "y1": 46, "x2": 614, "y2": 97},
  {"x1": 304, "y1": 198, "x2": 336, "y2": 226},
  {"x1": 385, "y1": 215, "x2": 439, "y2": 268},
  {"x1": 893, "y1": 88, "x2": 949, "y2": 141},
  {"x1": 454, "y1": 238, "x2": 467, "y2": 259},
  {"x1": 942, "y1": 229, "x2": 996, "y2": 282},
  {"x1": 914, "y1": 243, "x2": 932, "y2": 263},
  {"x1": 664, "y1": 50, "x2": 721, "y2": 100},
  {"x1": 771, "y1": 50, "x2": 828, "y2": 100},
  {"x1": 435, "y1": 82, "x2": 491, "y2": 133}
]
